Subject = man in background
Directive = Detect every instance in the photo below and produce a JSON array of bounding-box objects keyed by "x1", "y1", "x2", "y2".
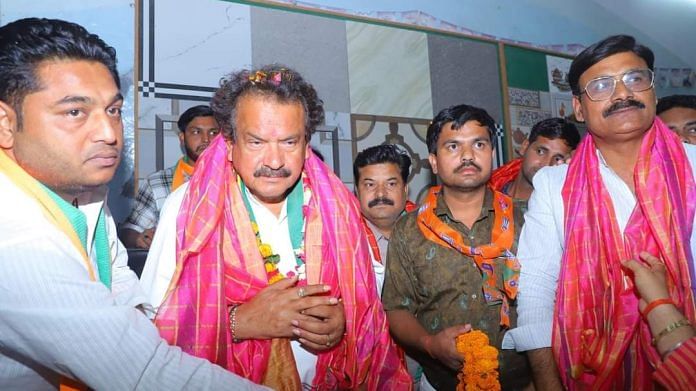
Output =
[
  {"x1": 489, "y1": 117, "x2": 580, "y2": 201},
  {"x1": 353, "y1": 144, "x2": 416, "y2": 293},
  {"x1": 657, "y1": 94, "x2": 696, "y2": 144},
  {"x1": 353, "y1": 143, "x2": 423, "y2": 388},
  {"x1": 120, "y1": 105, "x2": 218, "y2": 249}
]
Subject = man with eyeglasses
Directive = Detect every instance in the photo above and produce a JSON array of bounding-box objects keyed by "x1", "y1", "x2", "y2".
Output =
[
  {"x1": 120, "y1": 105, "x2": 219, "y2": 249},
  {"x1": 504, "y1": 35, "x2": 696, "y2": 390},
  {"x1": 657, "y1": 94, "x2": 696, "y2": 145}
]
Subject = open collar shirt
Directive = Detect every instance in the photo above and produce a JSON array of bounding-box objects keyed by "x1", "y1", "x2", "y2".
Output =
[{"x1": 504, "y1": 144, "x2": 696, "y2": 352}]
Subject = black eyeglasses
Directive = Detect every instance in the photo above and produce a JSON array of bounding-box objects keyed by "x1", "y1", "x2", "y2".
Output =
[{"x1": 579, "y1": 69, "x2": 654, "y2": 101}]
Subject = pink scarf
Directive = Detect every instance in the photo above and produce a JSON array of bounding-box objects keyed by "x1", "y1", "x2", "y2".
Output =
[
  {"x1": 155, "y1": 135, "x2": 410, "y2": 390},
  {"x1": 555, "y1": 118, "x2": 696, "y2": 390}
]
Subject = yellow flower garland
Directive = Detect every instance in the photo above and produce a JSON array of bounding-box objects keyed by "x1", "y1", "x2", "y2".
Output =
[
  {"x1": 455, "y1": 330, "x2": 501, "y2": 391},
  {"x1": 250, "y1": 222, "x2": 284, "y2": 284},
  {"x1": 248, "y1": 174, "x2": 311, "y2": 285}
]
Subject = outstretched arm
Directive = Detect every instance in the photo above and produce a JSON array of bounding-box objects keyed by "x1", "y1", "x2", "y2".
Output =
[{"x1": 0, "y1": 232, "x2": 267, "y2": 390}]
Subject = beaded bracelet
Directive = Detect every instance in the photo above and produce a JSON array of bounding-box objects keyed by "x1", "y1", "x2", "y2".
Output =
[
  {"x1": 229, "y1": 304, "x2": 240, "y2": 343},
  {"x1": 652, "y1": 318, "x2": 691, "y2": 346},
  {"x1": 641, "y1": 298, "x2": 673, "y2": 318}
]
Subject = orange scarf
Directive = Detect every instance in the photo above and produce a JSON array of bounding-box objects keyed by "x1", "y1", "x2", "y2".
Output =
[
  {"x1": 416, "y1": 186, "x2": 520, "y2": 327},
  {"x1": 555, "y1": 119, "x2": 696, "y2": 390},
  {"x1": 489, "y1": 158, "x2": 522, "y2": 193},
  {"x1": 171, "y1": 157, "x2": 194, "y2": 191}
]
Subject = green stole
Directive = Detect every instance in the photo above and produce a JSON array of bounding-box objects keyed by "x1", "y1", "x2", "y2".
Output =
[
  {"x1": 43, "y1": 186, "x2": 112, "y2": 289},
  {"x1": 239, "y1": 178, "x2": 305, "y2": 271}
]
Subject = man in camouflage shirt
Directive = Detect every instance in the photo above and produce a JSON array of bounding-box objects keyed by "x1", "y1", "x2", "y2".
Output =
[{"x1": 382, "y1": 104, "x2": 531, "y2": 390}]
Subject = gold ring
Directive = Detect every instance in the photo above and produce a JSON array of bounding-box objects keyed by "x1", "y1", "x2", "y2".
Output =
[
  {"x1": 325, "y1": 334, "x2": 331, "y2": 347},
  {"x1": 298, "y1": 287, "x2": 306, "y2": 298}
]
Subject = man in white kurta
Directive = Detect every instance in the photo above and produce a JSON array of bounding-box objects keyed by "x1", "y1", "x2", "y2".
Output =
[
  {"x1": 142, "y1": 182, "x2": 320, "y2": 385},
  {"x1": 503, "y1": 147, "x2": 696, "y2": 348},
  {"x1": 505, "y1": 34, "x2": 696, "y2": 389},
  {"x1": 0, "y1": 17, "x2": 265, "y2": 390},
  {"x1": 0, "y1": 175, "x2": 256, "y2": 389}
]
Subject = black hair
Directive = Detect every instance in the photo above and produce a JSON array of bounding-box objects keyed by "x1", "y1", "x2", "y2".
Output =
[
  {"x1": 353, "y1": 144, "x2": 412, "y2": 183},
  {"x1": 211, "y1": 64, "x2": 324, "y2": 141},
  {"x1": 0, "y1": 18, "x2": 119, "y2": 126},
  {"x1": 528, "y1": 117, "x2": 581, "y2": 150},
  {"x1": 657, "y1": 94, "x2": 696, "y2": 115},
  {"x1": 426, "y1": 104, "x2": 496, "y2": 154},
  {"x1": 177, "y1": 105, "x2": 215, "y2": 132},
  {"x1": 569, "y1": 35, "x2": 654, "y2": 96}
]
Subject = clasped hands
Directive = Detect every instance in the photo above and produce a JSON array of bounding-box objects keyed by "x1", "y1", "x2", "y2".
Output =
[{"x1": 233, "y1": 276, "x2": 345, "y2": 351}]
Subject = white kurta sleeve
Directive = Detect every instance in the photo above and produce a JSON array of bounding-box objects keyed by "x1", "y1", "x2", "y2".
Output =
[
  {"x1": 105, "y1": 204, "x2": 152, "y2": 311},
  {"x1": 0, "y1": 217, "x2": 266, "y2": 390},
  {"x1": 503, "y1": 167, "x2": 564, "y2": 351},
  {"x1": 139, "y1": 183, "x2": 187, "y2": 318}
]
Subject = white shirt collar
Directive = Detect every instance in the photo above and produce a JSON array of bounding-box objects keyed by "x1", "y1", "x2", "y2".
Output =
[{"x1": 243, "y1": 185, "x2": 288, "y2": 223}]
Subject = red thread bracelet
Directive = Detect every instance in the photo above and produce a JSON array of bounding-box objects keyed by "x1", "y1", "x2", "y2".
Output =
[{"x1": 642, "y1": 298, "x2": 673, "y2": 318}]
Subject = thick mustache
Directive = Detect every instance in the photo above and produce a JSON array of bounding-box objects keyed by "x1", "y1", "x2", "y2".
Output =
[
  {"x1": 603, "y1": 99, "x2": 645, "y2": 118},
  {"x1": 253, "y1": 167, "x2": 291, "y2": 178},
  {"x1": 368, "y1": 197, "x2": 394, "y2": 208},
  {"x1": 454, "y1": 160, "x2": 481, "y2": 173}
]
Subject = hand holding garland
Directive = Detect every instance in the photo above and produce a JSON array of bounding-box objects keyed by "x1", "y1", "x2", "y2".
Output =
[{"x1": 387, "y1": 309, "x2": 470, "y2": 371}]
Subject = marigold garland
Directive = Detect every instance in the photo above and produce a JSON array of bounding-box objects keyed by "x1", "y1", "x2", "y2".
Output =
[
  {"x1": 455, "y1": 330, "x2": 501, "y2": 391},
  {"x1": 251, "y1": 222, "x2": 284, "y2": 284},
  {"x1": 247, "y1": 175, "x2": 311, "y2": 285}
]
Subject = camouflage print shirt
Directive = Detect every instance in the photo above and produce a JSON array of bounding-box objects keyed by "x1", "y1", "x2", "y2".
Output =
[{"x1": 382, "y1": 189, "x2": 531, "y2": 390}]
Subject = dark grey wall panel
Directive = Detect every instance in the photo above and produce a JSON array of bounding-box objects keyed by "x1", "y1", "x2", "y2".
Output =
[
  {"x1": 428, "y1": 35, "x2": 503, "y2": 123},
  {"x1": 251, "y1": 7, "x2": 351, "y2": 113}
]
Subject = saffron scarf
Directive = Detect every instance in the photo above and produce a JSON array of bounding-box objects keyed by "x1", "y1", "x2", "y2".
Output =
[
  {"x1": 489, "y1": 158, "x2": 522, "y2": 193},
  {"x1": 555, "y1": 118, "x2": 696, "y2": 390},
  {"x1": 155, "y1": 135, "x2": 411, "y2": 390},
  {"x1": 362, "y1": 200, "x2": 417, "y2": 264},
  {"x1": 416, "y1": 186, "x2": 520, "y2": 327},
  {"x1": 0, "y1": 151, "x2": 95, "y2": 280},
  {"x1": 171, "y1": 157, "x2": 194, "y2": 191}
]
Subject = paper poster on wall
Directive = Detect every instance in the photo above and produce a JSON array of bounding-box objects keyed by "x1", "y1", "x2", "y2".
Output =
[
  {"x1": 546, "y1": 55, "x2": 572, "y2": 93},
  {"x1": 656, "y1": 68, "x2": 669, "y2": 88},
  {"x1": 508, "y1": 105, "x2": 551, "y2": 157},
  {"x1": 670, "y1": 69, "x2": 682, "y2": 87},
  {"x1": 508, "y1": 87, "x2": 541, "y2": 108},
  {"x1": 682, "y1": 69, "x2": 693, "y2": 87},
  {"x1": 551, "y1": 93, "x2": 573, "y2": 120}
]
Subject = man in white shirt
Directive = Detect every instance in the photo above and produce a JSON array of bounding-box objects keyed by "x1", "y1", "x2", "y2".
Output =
[
  {"x1": 505, "y1": 35, "x2": 696, "y2": 390},
  {"x1": 141, "y1": 65, "x2": 411, "y2": 389},
  {"x1": 0, "y1": 17, "x2": 265, "y2": 390}
]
